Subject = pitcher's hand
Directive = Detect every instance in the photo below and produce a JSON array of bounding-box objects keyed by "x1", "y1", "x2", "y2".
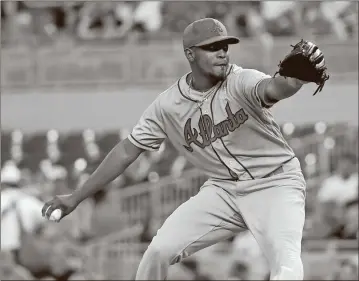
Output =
[{"x1": 42, "y1": 194, "x2": 79, "y2": 222}]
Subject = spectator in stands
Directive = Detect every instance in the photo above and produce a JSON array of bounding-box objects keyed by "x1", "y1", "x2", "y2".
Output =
[
  {"x1": 84, "y1": 141, "x2": 102, "y2": 170},
  {"x1": 49, "y1": 1, "x2": 81, "y2": 36},
  {"x1": 318, "y1": 1, "x2": 356, "y2": 41},
  {"x1": 342, "y1": 200, "x2": 358, "y2": 239},
  {"x1": 302, "y1": 1, "x2": 358, "y2": 41},
  {"x1": 67, "y1": 160, "x2": 96, "y2": 242},
  {"x1": 8, "y1": 130, "x2": 35, "y2": 188},
  {"x1": 304, "y1": 198, "x2": 344, "y2": 239},
  {"x1": 260, "y1": 1, "x2": 305, "y2": 36},
  {"x1": 161, "y1": 1, "x2": 210, "y2": 33},
  {"x1": 224, "y1": 2, "x2": 256, "y2": 38},
  {"x1": 226, "y1": 1, "x2": 310, "y2": 71},
  {"x1": 10, "y1": 130, "x2": 25, "y2": 168},
  {"x1": 76, "y1": 1, "x2": 108, "y2": 39},
  {"x1": 205, "y1": 1, "x2": 231, "y2": 25},
  {"x1": 77, "y1": 1, "x2": 133, "y2": 40},
  {"x1": 225, "y1": 2, "x2": 271, "y2": 71},
  {"x1": 68, "y1": 157, "x2": 128, "y2": 239},
  {"x1": 317, "y1": 153, "x2": 358, "y2": 207},
  {"x1": 305, "y1": 153, "x2": 358, "y2": 239},
  {"x1": 38, "y1": 159, "x2": 68, "y2": 200},
  {"x1": 1, "y1": 1, "x2": 33, "y2": 45},
  {"x1": 66, "y1": 157, "x2": 118, "y2": 240},
  {"x1": 103, "y1": 1, "x2": 134, "y2": 40},
  {"x1": 146, "y1": 140, "x2": 193, "y2": 180},
  {"x1": 1, "y1": 161, "x2": 75, "y2": 280},
  {"x1": 129, "y1": 1, "x2": 163, "y2": 43},
  {"x1": 123, "y1": 151, "x2": 152, "y2": 185}
]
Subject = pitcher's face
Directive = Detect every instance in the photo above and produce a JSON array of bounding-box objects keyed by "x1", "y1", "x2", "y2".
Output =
[{"x1": 187, "y1": 41, "x2": 230, "y2": 80}]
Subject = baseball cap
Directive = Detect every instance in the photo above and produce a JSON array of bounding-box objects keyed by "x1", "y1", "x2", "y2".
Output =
[{"x1": 183, "y1": 18, "x2": 240, "y2": 49}]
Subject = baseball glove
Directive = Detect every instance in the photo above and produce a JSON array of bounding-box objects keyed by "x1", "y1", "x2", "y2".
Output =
[{"x1": 274, "y1": 39, "x2": 329, "y2": 96}]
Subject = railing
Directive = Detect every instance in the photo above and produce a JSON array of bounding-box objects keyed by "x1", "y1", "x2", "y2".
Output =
[
  {"x1": 82, "y1": 242, "x2": 146, "y2": 280},
  {"x1": 291, "y1": 124, "x2": 358, "y2": 182},
  {"x1": 112, "y1": 169, "x2": 208, "y2": 226}
]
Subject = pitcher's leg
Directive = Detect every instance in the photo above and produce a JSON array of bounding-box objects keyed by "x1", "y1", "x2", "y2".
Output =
[
  {"x1": 135, "y1": 185, "x2": 246, "y2": 280},
  {"x1": 239, "y1": 185, "x2": 306, "y2": 280}
]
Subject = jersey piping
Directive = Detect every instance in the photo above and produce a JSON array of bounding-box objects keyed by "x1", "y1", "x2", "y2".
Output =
[
  {"x1": 177, "y1": 65, "x2": 249, "y2": 180},
  {"x1": 209, "y1": 87, "x2": 255, "y2": 180}
]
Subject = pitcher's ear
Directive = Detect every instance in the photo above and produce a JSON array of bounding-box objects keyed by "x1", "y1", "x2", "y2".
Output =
[{"x1": 185, "y1": 48, "x2": 195, "y2": 62}]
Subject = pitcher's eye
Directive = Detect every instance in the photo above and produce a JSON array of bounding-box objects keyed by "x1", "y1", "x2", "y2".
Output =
[{"x1": 199, "y1": 43, "x2": 229, "y2": 52}]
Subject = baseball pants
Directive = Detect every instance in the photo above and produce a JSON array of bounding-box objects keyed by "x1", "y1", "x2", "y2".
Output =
[{"x1": 135, "y1": 157, "x2": 306, "y2": 280}]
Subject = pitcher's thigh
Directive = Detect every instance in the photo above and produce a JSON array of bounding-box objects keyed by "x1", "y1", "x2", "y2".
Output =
[
  {"x1": 238, "y1": 186, "x2": 306, "y2": 278},
  {"x1": 148, "y1": 185, "x2": 246, "y2": 264}
]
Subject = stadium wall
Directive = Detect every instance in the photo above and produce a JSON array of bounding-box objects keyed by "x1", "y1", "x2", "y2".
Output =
[
  {"x1": 1, "y1": 39, "x2": 357, "y2": 132},
  {"x1": 1, "y1": 80, "x2": 357, "y2": 133}
]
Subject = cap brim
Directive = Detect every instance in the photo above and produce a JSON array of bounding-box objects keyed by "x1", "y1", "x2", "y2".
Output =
[{"x1": 194, "y1": 36, "x2": 240, "y2": 47}]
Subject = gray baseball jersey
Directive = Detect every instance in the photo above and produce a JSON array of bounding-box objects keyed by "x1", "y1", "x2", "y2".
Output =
[{"x1": 128, "y1": 64, "x2": 295, "y2": 181}]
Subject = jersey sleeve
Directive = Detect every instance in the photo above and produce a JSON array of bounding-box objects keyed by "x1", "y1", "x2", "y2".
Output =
[
  {"x1": 228, "y1": 67, "x2": 272, "y2": 109},
  {"x1": 128, "y1": 97, "x2": 167, "y2": 151}
]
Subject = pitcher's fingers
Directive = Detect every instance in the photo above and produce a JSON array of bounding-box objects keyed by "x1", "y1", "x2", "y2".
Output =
[
  {"x1": 45, "y1": 205, "x2": 57, "y2": 219},
  {"x1": 42, "y1": 201, "x2": 53, "y2": 217}
]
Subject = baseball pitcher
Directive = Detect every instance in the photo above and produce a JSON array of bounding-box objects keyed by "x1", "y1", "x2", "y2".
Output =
[{"x1": 42, "y1": 18, "x2": 329, "y2": 280}]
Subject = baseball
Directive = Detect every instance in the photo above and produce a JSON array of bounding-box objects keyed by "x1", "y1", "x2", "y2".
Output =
[{"x1": 49, "y1": 209, "x2": 62, "y2": 222}]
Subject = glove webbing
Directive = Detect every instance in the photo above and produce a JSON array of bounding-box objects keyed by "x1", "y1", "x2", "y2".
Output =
[
  {"x1": 312, "y1": 73, "x2": 330, "y2": 96},
  {"x1": 273, "y1": 67, "x2": 330, "y2": 96}
]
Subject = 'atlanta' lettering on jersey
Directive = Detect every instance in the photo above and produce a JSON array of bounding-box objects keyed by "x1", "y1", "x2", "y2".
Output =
[
  {"x1": 183, "y1": 102, "x2": 249, "y2": 152},
  {"x1": 128, "y1": 64, "x2": 296, "y2": 180}
]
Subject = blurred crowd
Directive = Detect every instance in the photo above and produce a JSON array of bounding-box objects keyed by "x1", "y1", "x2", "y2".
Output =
[
  {"x1": 1, "y1": 128, "x2": 194, "y2": 280},
  {"x1": 1, "y1": 124, "x2": 358, "y2": 280},
  {"x1": 1, "y1": 128, "x2": 193, "y2": 189},
  {"x1": 305, "y1": 152, "x2": 358, "y2": 240},
  {"x1": 1, "y1": 1, "x2": 358, "y2": 46}
]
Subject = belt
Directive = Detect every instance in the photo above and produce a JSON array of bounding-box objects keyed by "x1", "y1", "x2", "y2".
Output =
[
  {"x1": 263, "y1": 165, "x2": 284, "y2": 178},
  {"x1": 219, "y1": 157, "x2": 295, "y2": 181},
  {"x1": 228, "y1": 165, "x2": 284, "y2": 181},
  {"x1": 263, "y1": 156, "x2": 296, "y2": 178}
]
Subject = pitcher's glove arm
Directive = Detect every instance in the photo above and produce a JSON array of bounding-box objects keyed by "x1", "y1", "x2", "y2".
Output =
[{"x1": 274, "y1": 39, "x2": 330, "y2": 96}]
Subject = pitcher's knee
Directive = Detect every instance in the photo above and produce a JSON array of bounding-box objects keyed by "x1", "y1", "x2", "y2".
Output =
[{"x1": 271, "y1": 256, "x2": 303, "y2": 280}]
